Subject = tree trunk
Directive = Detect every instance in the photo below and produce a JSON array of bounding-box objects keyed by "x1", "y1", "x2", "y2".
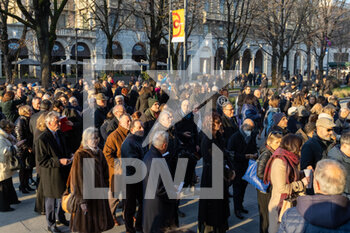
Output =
[
  {"x1": 106, "y1": 36, "x2": 113, "y2": 59},
  {"x1": 149, "y1": 41, "x2": 159, "y2": 70},
  {"x1": 306, "y1": 44, "x2": 311, "y2": 81},
  {"x1": 277, "y1": 56, "x2": 284, "y2": 89},
  {"x1": 271, "y1": 42, "x2": 278, "y2": 86},
  {"x1": 0, "y1": 20, "x2": 12, "y2": 83},
  {"x1": 318, "y1": 51, "x2": 325, "y2": 79}
]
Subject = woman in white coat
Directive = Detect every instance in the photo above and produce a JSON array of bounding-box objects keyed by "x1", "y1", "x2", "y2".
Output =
[{"x1": 0, "y1": 119, "x2": 25, "y2": 211}]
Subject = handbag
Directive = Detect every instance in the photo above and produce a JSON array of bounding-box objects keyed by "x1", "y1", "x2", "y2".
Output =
[
  {"x1": 8, "y1": 146, "x2": 23, "y2": 171},
  {"x1": 61, "y1": 173, "x2": 78, "y2": 214},
  {"x1": 278, "y1": 195, "x2": 297, "y2": 222},
  {"x1": 242, "y1": 159, "x2": 269, "y2": 193}
]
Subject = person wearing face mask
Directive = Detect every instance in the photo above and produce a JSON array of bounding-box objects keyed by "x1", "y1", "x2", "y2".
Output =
[
  {"x1": 69, "y1": 127, "x2": 114, "y2": 233},
  {"x1": 227, "y1": 118, "x2": 258, "y2": 219},
  {"x1": 121, "y1": 120, "x2": 145, "y2": 233}
]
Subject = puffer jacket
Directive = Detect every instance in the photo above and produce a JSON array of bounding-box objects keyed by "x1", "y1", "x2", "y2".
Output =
[
  {"x1": 0, "y1": 128, "x2": 18, "y2": 182},
  {"x1": 278, "y1": 195, "x2": 350, "y2": 233}
]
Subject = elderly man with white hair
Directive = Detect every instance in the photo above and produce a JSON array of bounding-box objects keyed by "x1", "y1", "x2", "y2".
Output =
[
  {"x1": 143, "y1": 131, "x2": 178, "y2": 233},
  {"x1": 278, "y1": 159, "x2": 350, "y2": 233},
  {"x1": 36, "y1": 111, "x2": 71, "y2": 232}
]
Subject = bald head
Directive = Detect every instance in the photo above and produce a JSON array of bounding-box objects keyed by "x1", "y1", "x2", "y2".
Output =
[
  {"x1": 314, "y1": 159, "x2": 347, "y2": 195},
  {"x1": 241, "y1": 119, "x2": 254, "y2": 131},
  {"x1": 113, "y1": 105, "x2": 125, "y2": 119}
]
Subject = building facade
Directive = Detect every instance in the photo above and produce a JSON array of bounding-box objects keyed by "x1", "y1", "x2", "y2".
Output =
[{"x1": 2, "y1": 0, "x2": 349, "y2": 79}]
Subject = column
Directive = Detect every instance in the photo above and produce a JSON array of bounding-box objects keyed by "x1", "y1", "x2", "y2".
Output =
[
  {"x1": 300, "y1": 55, "x2": 304, "y2": 75},
  {"x1": 239, "y1": 56, "x2": 243, "y2": 74},
  {"x1": 0, "y1": 51, "x2": 2, "y2": 78},
  {"x1": 250, "y1": 56, "x2": 255, "y2": 73},
  {"x1": 66, "y1": 53, "x2": 71, "y2": 74},
  {"x1": 263, "y1": 52, "x2": 268, "y2": 74}
]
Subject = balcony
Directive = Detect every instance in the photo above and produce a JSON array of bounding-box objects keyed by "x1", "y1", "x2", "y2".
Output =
[{"x1": 56, "y1": 28, "x2": 96, "y2": 38}]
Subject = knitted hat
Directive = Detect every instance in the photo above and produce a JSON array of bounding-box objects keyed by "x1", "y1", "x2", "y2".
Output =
[
  {"x1": 273, "y1": 113, "x2": 286, "y2": 125},
  {"x1": 148, "y1": 97, "x2": 159, "y2": 107}
]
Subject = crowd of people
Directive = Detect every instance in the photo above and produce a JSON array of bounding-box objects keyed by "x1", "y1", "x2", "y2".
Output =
[{"x1": 0, "y1": 72, "x2": 349, "y2": 233}]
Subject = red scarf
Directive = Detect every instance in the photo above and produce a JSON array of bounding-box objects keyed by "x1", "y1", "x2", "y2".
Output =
[{"x1": 263, "y1": 147, "x2": 300, "y2": 185}]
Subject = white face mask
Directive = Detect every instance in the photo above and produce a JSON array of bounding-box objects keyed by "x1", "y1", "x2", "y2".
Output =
[{"x1": 244, "y1": 130, "x2": 252, "y2": 137}]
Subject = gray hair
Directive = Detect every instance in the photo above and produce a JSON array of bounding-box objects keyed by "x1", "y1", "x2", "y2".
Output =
[
  {"x1": 314, "y1": 159, "x2": 347, "y2": 195},
  {"x1": 82, "y1": 127, "x2": 99, "y2": 148},
  {"x1": 112, "y1": 104, "x2": 125, "y2": 114},
  {"x1": 152, "y1": 131, "x2": 169, "y2": 148},
  {"x1": 114, "y1": 95, "x2": 124, "y2": 102},
  {"x1": 340, "y1": 131, "x2": 350, "y2": 146},
  {"x1": 45, "y1": 111, "x2": 60, "y2": 127}
]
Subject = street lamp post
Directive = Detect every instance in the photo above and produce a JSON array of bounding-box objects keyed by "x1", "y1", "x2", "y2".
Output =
[{"x1": 75, "y1": 28, "x2": 79, "y2": 83}]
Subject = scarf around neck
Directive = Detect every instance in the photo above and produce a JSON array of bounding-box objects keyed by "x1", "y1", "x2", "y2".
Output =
[{"x1": 263, "y1": 147, "x2": 300, "y2": 185}]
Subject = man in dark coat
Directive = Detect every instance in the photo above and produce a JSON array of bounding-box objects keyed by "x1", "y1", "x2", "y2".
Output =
[
  {"x1": 140, "y1": 98, "x2": 160, "y2": 139},
  {"x1": 174, "y1": 99, "x2": 200, "y2": 188},
  {"x1": 221, "y1": 102, "x2": 239, "y2": 146},
  {"x1": 328, "y1": 131, "x2": 350, "y2": 198},
  {"x1": 301, "y1": 117, "x2": 336, "y2": 170},
  {"x1": 278, "y1": 159, "x2": 350, "y2": 233},
  {"x1": 94, "y1": 93, "x2": 108, "y2": 130},
  {"x1": 121, "y1": 120, "x2": 145, "y2": 233},
  {"x1": 36, "y1": 111, "x2": 71, "y2": 232},
  {"x1": 143, "y1": 131, "x2": 177, "y2": 233},
  {"x1": 227, "y1": 118, "x2": 258, "y2": 219}
]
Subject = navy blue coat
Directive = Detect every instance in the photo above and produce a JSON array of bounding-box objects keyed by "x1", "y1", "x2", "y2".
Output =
[
  {"x1": 278, "y1": 195, "x2": 350, "y2": 233},
  {"x1": 143, "y1": 146, "x2": 177, "y2": 233}
]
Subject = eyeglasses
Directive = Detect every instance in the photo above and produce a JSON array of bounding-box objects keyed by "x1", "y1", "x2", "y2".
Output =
[
  {"x1": 326, "y1": 128, "x2": 333, "y2": 132},
  {"x1": 269, "y1": 130, "x2": 283, "y2": 136}
]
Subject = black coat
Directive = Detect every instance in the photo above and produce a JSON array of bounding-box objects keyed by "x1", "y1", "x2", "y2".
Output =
[
  {"x1": 62, "y1": 106, "x2": 83, "y2": 153},
  {"x1": 221, "y1": 115, "x2": 239, "y2": 146},
  {"x1": 140, "y1": 109, "x2": 158, "y2": 139},
  {"x1": 146, "y1": 123, "x2": 178, "y2": 176},
  {"x1": 143, "y1": 146, "x2": 177, "y2": 233},
  {"x1": 94, "y1": 106, "x2": 107, "y2": 129},
  {"x1": 256, "y1": 146, "x2": 273, "y2": 180},
  {"x1": 0, "y1": 96, "x2": 26, "y2": 122},
  {"x1": 121, "y1": 133, "x2": 144, "y2": 176},
  {"x1": 174, "y1": 112, "x2": 199, "y2": 153},
  {"x1": 14, "y1": 115, "x2": 34, "y2": 168},
  {"x1": 36, "y1": 129, "x2": 71, "y2": 198},
  {"x1": 136, "y1": 92, "x2": 152, "y2": 113},
  {"x1": 227, "y1": 129, "x2": 258, "y2": 177},
  {"x1": 300, "y1": 134, "x2": 335, "y2": 170},
  {"x1": 198, "y1": 133, "x2": 231, "y2": 231}
]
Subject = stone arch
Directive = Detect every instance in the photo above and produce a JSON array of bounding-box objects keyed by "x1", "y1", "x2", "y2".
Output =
[
  {"x1": 242, "y1": 49, "x2": 252, "y2": 74},
  {"x1": 132, "y1": 43, "x2": 147, "y2": 62},
  {"x1": 106, "y1": 41, "x2": 123, "y2": 59},
  {"x1": 255, "y1": 49, "x2": 263, "y2": 73},
  {"x1": 70, "y1": 42, "x2": 91, "y2": 78},
  {"x1": 52, "y1": 41, "x2": 66, "y2": 74},
  {"x1": 5, "y1": 38, "x2": 29, "y2": 78},
  {"x1": 294, "y1": 51, "x2": 301, "y2": 75},
  {"x1": 215, "y1": 47, "x2": 226, "y2": 70}
]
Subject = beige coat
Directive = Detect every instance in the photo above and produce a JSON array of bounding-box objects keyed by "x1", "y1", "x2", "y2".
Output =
[
  {"x1": 268, "y1": 158, "x2": 304, "y2": 233},
  {"x1": 0, "y1": 128, "x2": 17, "y2": 182}
]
